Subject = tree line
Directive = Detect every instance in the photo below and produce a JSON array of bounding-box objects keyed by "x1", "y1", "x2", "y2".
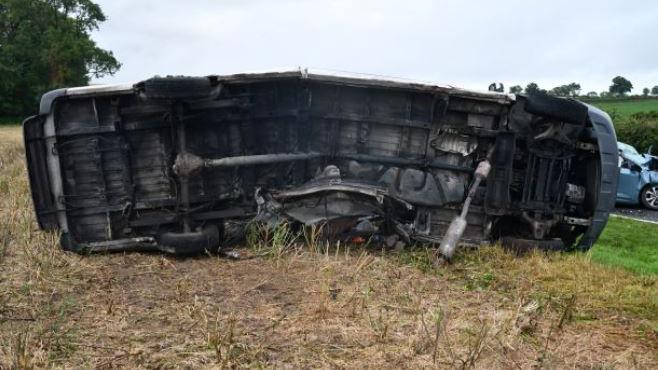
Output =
[
  {"x1": 1, "y1": 0, "x2": 656, "y2": 119},
  {"x1": 0, "y1": 0, "x2": 120, "y2": 117},
  {"x1": 491, "y1": 77, "x2": 658, "y2": 98}
]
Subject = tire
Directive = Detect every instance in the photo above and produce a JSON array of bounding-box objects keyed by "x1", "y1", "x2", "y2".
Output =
[
  {"x1": 499, "y1": 236, "x2": 566, "y2": 254},
  {"x1": 640, "y1": 184, "x2": 658, "y2": 210},
  {"x1": 524, "y1": 93, "x2": 588, "y2": 125},
  {"x1": 142, "y1": 76, "x2": 213, "y2": 100},
  {"x1": 60, "y1": 232, "x2": 84, "y2": 253},
  {"x1": 157, "y1": 225, "x2": 221, "y2": 255}
]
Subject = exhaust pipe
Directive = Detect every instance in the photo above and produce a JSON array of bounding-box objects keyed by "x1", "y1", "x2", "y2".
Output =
[
  {"x1": 438, "y1": 155, "x2": 492, "y2": 260},
  {"x1": 438, "y1": 216, "x2": 468, "y2": 259}
]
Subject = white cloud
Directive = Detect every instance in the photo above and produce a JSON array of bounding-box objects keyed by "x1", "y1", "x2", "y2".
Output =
[{"x1": 91, "y1": 0, "x2": 658, "y2": 93}]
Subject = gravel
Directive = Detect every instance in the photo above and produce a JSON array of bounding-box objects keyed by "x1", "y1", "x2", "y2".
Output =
[{"x1": 614, "y1": 205, "x2": 658, "y2": 222}]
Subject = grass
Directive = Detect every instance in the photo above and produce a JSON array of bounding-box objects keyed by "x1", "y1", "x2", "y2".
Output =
[
  {"x1": 0, "y1": 125, "x2": 656, "y2": 368},
  {"x1": 587, "y1": 97, "x2": 658, "y2": 119},
  {"x1": 0, "y1": 117, "x2": 21, "y2": 126},
  {"x1": 591, "y1": 216, "x2": 658, "y2": 276}
]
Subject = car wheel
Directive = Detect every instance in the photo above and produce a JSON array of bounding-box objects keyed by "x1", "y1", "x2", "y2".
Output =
[{"x1": 640, "y1": 184, "x2": 658, "y2": 210}]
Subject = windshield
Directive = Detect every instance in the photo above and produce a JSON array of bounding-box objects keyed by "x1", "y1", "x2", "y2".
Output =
[
  {"x1": 618, "y1": 142, "x2": 650, "y2": 167},
  {"x1": 618, "y1": 142, "x2": 640, "y2": 156}
]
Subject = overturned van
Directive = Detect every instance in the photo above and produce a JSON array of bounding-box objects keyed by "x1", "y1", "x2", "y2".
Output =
[{"x1": 23, "y1": 69, "x2": 618, "y2": 257}]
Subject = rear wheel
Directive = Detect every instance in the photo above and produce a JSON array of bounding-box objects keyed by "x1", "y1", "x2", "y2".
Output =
[{"x1": 640, "y1": 184, "x2": 658, "y2": 210}]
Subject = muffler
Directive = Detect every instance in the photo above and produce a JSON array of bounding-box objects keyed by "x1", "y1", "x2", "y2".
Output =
[{"x1": 438, "y1": 156, "x2": 492, "y2": 260}]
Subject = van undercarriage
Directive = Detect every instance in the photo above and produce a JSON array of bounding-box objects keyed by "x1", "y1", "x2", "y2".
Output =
[{"x1": 23, "y1": 70, "x2": 618, "y2": 257}]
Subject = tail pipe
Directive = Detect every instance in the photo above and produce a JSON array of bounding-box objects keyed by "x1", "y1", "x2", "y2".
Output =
[{"x1": 438, "y1": 152, "x2": 492, "y2": 260}]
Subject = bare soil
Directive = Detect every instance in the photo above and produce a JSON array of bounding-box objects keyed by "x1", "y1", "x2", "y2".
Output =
[{"x1": 1, "y1": 126, "x2": 656, "y2": 369}]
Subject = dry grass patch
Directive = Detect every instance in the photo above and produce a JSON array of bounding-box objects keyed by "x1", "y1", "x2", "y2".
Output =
[{"x1": 1, "y1": 125, "x2": 656, "y2": 368}]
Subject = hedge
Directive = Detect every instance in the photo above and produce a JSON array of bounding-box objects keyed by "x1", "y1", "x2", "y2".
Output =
[{"x1": 613, "y1": 111, "x2": 658, "y2": 153}]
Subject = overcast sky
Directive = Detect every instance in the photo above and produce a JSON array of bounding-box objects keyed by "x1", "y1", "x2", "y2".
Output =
[{"x1": 91, "y1": 0, "x2": 658, "y2": 94}]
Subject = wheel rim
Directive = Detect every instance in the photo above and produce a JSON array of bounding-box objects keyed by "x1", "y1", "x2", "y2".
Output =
[{"x1": 645, "y1": 186, "x2": 658, "y2": 207}]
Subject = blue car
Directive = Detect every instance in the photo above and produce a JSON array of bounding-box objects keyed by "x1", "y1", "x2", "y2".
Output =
[{"x1": 617, "y1": 142, "x2": 658, "y2": 210}]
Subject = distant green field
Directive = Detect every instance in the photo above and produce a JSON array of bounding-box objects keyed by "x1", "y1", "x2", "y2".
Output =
[
  {"x1": 591, "y1": 216, "x2": 658, "y2": 276},
  {"x1": 587, "y1": 98, "x2": 658, "y2": 118}
]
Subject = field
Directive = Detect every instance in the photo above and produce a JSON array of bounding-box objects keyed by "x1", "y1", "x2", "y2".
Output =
[
  {"x1": 587, "y1": 98, "x2": 658, "y2": 119},
  {"x1": 592, "y1": 216, "x2": 658, "y2": 276},
  {"x1": 0, "y1": 125, "x2": 656, "y2": 368}
]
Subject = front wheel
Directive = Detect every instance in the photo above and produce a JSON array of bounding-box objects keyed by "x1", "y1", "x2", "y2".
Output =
[{"x1": 640, "y1": 184, "x2": 658, "y2": 210}]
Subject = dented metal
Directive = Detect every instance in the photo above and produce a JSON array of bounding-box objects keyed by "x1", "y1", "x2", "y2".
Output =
[{"x1": 22, "y1": 69, "x2": 618, "y2": 256}]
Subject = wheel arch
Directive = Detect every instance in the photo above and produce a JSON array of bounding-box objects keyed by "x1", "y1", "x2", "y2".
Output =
[{"x1": 577, "y1": 105, "x2": 619, "y2": 250}]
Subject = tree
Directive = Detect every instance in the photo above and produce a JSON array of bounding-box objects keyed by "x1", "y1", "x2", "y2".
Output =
[
  {"x1": 586, "y1": 91, "x2": 598, "y2": 98},
  {"x1": 488, "y1": 82, "x2": 504, "y2": 92},
  {"x1": 550, "y1": 85, "x2": 568, "y2": 97},
  {"x1": 609, "y1": 76, "x2": 633, "y2": 96},
  {"x1": 509, "y1": 85, "x2": 523, "y2": 94},
  {"x1": 567, "y1": 82, "x2": 581, "y2": 97},
  {"x1": 525, "y1": 82, "x2": 545, "y2": 95},
  {"x1": 643, "y1": 88, "x2": 650, "y2": 97},
  {"x1": 550, "y1": 82, "x2": 581, "y2": 97},
  {"x1": 0, "y1": 0, "x2": 121, "y2": 116},
  {"x1": 652, "y1": 86, "x2": 658, "y2": 95}
]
